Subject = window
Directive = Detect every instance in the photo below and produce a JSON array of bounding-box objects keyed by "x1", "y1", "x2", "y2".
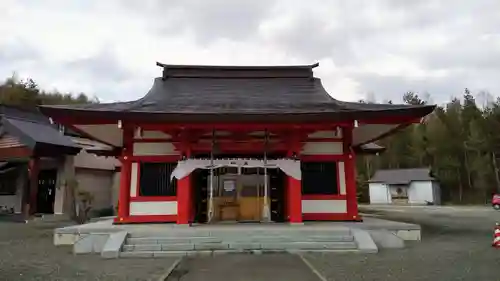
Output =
[
  {"x1": 138, "y1": 162, "x2": 177, "y2": 196},
  {"x1": 0, "y1": 167, "x2": 19, "y2": 195},
  {"x1": 301, "y1": 162, "x2": 338, "y2": 195}
]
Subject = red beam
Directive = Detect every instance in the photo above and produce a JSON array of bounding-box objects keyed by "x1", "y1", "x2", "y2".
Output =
[
  {"x1": 130, "y1": 196, "x2": 177, "y2": 202},
  {"x1": 140, "y1": 123, "x2": 347, "y2": 131},
  {"x1": 114, "y1": 215, "x2": 177, "y2": 224}
]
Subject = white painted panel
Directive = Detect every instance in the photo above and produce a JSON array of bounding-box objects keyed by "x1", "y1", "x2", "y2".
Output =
[
  {"x1": 308, "y1": 130, "x2": 342, "y2": 138},
  {"x1": 129, "y1": 201, "x2": 177, "y2": 216},
  {"x1": 137, "y1": 130, "x2": 171, "y2": 139},
  {"x1": 369, "y1": 183, "x2": 391, "y2": 204},
  {"x1": 130, "y1": 163, "x2": 138, "y2": 197},
  {"x1": 302, "y1": 142, "x2": 343, "y2": 155},
  {"x1": 301, "y1": 200, "x2": 347, "y2": 213},
  {"x1": 75, "y1": 124, "x2": 123, "y2": 146},
  {"x1": 352, "y1": 124, "x2": 399, "y2": 146},
  {"x1": 408, "y1": 181, "x2": 435, "y2": 204},
  {"x1": 338, "y1": 162, "x2": 346, "y2": 195},
  {"x1": 133, "y1": 142, "x2": 179, "y2": 156}
]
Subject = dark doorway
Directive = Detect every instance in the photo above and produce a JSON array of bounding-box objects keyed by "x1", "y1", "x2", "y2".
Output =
[
  {"x1": 192, "y1": 168, "x2": 209, "y2": 223},
  {"x1": 37, "y1": 169, "x2": 57, "y2": 214},
  {"x1": 269, "y1": 168, "x2": 285, "y2": 222}
]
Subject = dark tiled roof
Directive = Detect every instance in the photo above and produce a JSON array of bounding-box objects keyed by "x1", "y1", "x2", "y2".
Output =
[
  {"x1": 0, "y1": 105, "x2": 81, "y2": 155},
  {"x1": 39, "y1": 63, "x2": 436, "y2": 122},
  {"x1": 369, "y1": 168, "x2": 435, "y2": 185}
]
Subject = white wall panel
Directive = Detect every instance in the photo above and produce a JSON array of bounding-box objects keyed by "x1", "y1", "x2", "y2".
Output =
[
  {"x1": 369, "y1": 183, "x2": 391, "y2": 204},
  {"x1": 129, "y1": 201, "x2": 177, "y2": 216},
  {"x1": 75, "y1": 124, "x2": 123, "y2": 147},
  {"x1": 133, "y1": 142, "x2": 179, "y2": 156},
  {"x1": 301, "y1": 200, "x2": 347, "y2": 213},
  {"x1": 302, "y1": 142, "x2": 343, "y2": 155},
  {"x1": 130, "y1": 163, "x2": 138, "y2": 197},
  {"x1": 338, "y1": 162, "x2": 346, "y2": 195},
  {"x1": 308, "y1": 130, "x2": 342, "y2": 138},
  {"x1": 137, "y1": 130, "x2": 171, "y2": 139}
]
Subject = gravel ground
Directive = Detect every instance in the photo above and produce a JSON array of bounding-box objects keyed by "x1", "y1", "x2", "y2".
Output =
[
  {"x1": 0, "y1": 220, "x2": 176, "y2": 281},
  {"x1": 302, "y1": 207, "x2": 500, "y2": 281},
  {"x1": 1, "y1": 207, "x2": 499, "y2": 281}
]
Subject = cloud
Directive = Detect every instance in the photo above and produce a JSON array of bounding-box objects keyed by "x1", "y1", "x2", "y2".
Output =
[{"x1": 0, "y1": 0, "x2": 499, "y2": 104}]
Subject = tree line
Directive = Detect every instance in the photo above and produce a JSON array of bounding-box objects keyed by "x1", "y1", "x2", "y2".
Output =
[
  {"x1": 0, "y1": 74, "x2": 98, "y2": 106},
  {"x1": 2, "y1": 75, "x2": 498, "y2": 204},
  {"x1": 356, "y1": 90, "x2": 500, "y2": 204}
]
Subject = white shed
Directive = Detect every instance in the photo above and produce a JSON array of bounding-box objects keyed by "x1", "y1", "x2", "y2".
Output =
[{"x1": 368, "y1": 168, "x2": 441, "y2": 205}]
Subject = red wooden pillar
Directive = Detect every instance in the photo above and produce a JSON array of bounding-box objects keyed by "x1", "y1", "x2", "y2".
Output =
[
  {"x1": 286, "y1": 139, "x2": 302, "y2": 224},
  {"x1": 343, "y1": 125, "x2": 360, "y2": 221},
  {"x1": 28, "y1": 157, "x2": 40, "y2": 215},
  {"x1": 115, "y1": 126, "x2": 133, "y2": 223},
  {"x1": 177, "y1": 142, "x2": 192, "y2": 225}
]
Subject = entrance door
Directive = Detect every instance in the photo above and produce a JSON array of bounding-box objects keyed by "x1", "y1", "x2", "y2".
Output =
[
  {"x1": 37, "y1": 169, "x2": 57, "y2": 214},
  {"x1": 238, "y1": 168, "x2": 264, "y2": 222}
]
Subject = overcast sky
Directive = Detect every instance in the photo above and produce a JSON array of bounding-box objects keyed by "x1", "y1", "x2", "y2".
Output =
[{"x1": 1, "y1": 0, "x2": 499, "y2": 104}]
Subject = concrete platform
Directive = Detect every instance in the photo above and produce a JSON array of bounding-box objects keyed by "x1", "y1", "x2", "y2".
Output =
[{"x1": 54, "y1": 217, "x2": 420, "y2": 258}]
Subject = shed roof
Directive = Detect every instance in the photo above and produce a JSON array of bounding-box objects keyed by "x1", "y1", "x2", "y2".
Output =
[
  {"x1": 39, "y1": 62, "x2": 435, "y2": 123},
  {"x1": 0, "y1": 105, "x2": 81, "y2": 156},
  {"x1": 369, "y1": 168, "x2": 435, "y2": 185}
]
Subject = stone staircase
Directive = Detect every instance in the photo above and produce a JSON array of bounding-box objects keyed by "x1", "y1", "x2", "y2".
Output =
[{"x1": 118, "y1": 227, "x2": 373, "y2": 258}]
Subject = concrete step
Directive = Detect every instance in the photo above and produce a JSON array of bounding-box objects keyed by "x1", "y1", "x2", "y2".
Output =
[
  {"x1": 122, "y1": 240, "x2": 358, "y2": 252},
  {"x1": 119, "y1": 245, "x2": 361, "y2": 258},
  {"x1": 127, "y1": 229, "x2": 352, "y2": 238},
  {"x1": 125, "y1": 234, "x2": 354, "y2": 246}
]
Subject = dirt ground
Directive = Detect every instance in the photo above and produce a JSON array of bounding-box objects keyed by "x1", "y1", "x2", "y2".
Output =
[{"x1": 1, "y1": 206, "x2": 499, "y2": 281}]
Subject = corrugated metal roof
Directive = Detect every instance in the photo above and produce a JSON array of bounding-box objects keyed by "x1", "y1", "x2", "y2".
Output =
[{"x1": 369, "y1": 168, "x2": 435, "y2": 185}]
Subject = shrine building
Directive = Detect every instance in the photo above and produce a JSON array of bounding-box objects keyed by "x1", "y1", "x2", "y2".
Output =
[{"x1": 40, "y1": 62, "x2": 435, "y2": 225}]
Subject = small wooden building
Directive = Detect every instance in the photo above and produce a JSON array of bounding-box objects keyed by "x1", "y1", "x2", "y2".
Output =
[
  {"x1": 0, "y1": 105, "x2": 118, "y2": 216},
  {"x1": 368, "y1": 168, "x2": 441, "y2": 205},
  {"x1": 40, "y1": 62, "x2": 435, "y2": 224}
]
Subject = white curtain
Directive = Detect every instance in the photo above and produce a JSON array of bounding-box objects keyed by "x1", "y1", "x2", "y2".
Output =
[{"x1": 170, "y1": 158, "x2": 301, "y2": 180}]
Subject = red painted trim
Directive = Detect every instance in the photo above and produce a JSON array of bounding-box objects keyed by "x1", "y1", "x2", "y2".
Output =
[
  {"x1": 306, "y1": 138, "x2": 343, "y2": 142},
  {"x1": 342, "y1": 126, "x2": 360, "y2": 221},
  {"x1": 190, "y1": 142, "x2": 290, "y2": 153},
  {"x1": 129, "y1": 155, "x2": 180, "y2": 162},
  {"x1": 133, "y1": 138, "x2": 172, "y2": 143},
  {"x1": 302, "y1": 195, "x2": 347, "y2": 200},
  {"x1": 303, "y1": 213, "x2": 361, "y2": 221},
  {"x1": 129, "y1": 196, "x2": 177, "y2": 202},
  {"x1": 286, "y1": 145, "x2": 302, "y2": 223},
  {"x1": 177, "y1": 147, "x2": 191, "y2": 224},
  {"x1": 28, "y1": 157, "x2": 40, "y2": 215},
  {"x1": 140, "y1": 123, "x2": 350, "y2": 131},
  {"x1": 114, "y1": 215, "x2": 177, "y2": 224},
  {"x1": 117, "y1": 126, "x2": 133, "y2": 221},
  {"x1": 300, "y1": 154, "x2": 345, "y2": 161}
]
